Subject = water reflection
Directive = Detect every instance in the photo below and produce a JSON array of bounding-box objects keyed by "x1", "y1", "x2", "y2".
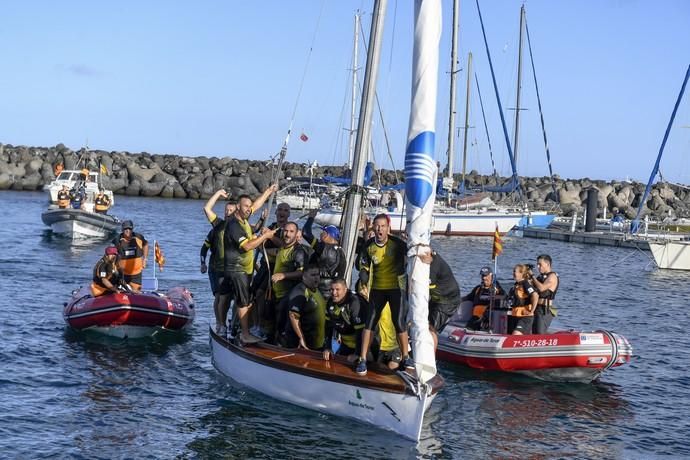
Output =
[{"x1": 184, "y1": 375, "x2": 443, "y2": 459}]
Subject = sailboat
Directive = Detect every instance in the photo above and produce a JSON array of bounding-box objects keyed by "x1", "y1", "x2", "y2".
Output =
[
  {"x1": 210, "y1": 0, "x2": 444, "y2": 441},
  {"x1": 314, "y1": 1, "x2": 524, "y2": 237},
  {"x1": 639, "y1": 65, "x2": 690, "y2": 270}
]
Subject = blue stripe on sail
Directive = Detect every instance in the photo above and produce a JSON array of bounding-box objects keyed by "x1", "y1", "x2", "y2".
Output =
[{"x1": 405, "y1": 131, "x2": 435, "y2": 208}]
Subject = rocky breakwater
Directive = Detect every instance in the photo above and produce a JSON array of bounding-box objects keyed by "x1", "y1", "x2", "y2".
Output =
[
  {"x1": 0, "y1": 143, "x2": 361, "y2": 200},
  {"x1": 2, "y1": 143, "x2": 690, "y2": 220},
  {"x1": 460, "y1": 170, "x2": 690, "y2": 220}
]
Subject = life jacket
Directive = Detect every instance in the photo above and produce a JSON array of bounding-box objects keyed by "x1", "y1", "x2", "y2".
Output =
[
  {"x1": 90, "y1": 257, "x2": 120, "y2": 297},
  {"x1": 536, "y1": 272, "x2": 559, "y2": 302},
  {"x1": 536, "y1": 271, "x2": 559, "y2": 316},
  {"x1": 94, "y1": 193, "x2": 110, "y2": 212},
  {"x1": 116, "y1": 234, "x2": 146, "y2": 275},
  {"x1": 57, "y1": 190, "x2": 70, "y2": 208},
  {"x1": 510, "y1": 280, "x2": 535, "y2": 317}
]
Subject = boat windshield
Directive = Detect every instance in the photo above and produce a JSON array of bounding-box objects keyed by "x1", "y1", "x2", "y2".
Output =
[{"x1": 57, "y1": 172, "x2": 75, "y2": 181}]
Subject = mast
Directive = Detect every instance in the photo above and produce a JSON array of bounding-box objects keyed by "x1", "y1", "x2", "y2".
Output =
[
  {"x1": 512, "y1": 5, "x2": 526, "y2": 166},
  {"x1": 445, "y1": 0, "x2": 460, "y2": 183},
  {"x1": 460, "y1": 52, "x2": 472, "y2": 196},
  {"x1": 347, "y1": 12, "x2": 361, "y2": 169},
  {"x1": 631, "y1": 65, "x2": 690, "y2": 233},
  {"x1": 340, "y1": 0, "x2": 387, "y2": 283},
  {"x1": 405, "y1": 0, "x2": 441, "y2": 384}
]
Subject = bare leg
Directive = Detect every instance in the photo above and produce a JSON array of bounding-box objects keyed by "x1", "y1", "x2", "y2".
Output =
[
  {"x1": 397, "y1": 331, "x2": 410, "y2": 358},
  {"x1": 429, "y1": 327, "x2": 438, "y2": 352},
  {"x1": 239, "y1": 304, "x2": 254, "y2": 340},
  {"x1": 359, "y1": 329, "x2": 373, "y2": 361}
]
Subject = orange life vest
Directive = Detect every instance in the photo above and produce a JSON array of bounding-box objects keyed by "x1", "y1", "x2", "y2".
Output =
[
  {"x1": 117, "y1": 235, "x2": 145, "y2": 275},
  {"x1": 94, "y1": 193, "x2": 110, "y2": 212},
  {"x1": 57, "y1": 190, "x2": 70, "y2": 208},
  {"x1": 511, "y1": 282, "x2": 534, "y2": 317}
]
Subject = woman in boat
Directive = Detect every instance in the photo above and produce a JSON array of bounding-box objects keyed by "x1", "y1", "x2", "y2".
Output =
[
  {"x1": 506, "y1": 264, "x2": 538, "y2": 335},
  {"x1": 90, "y1": 246, "x2": 123, "y2": 297},
  {"x1": 531, "y1": 254, "x2": 559, "y2": 334}
]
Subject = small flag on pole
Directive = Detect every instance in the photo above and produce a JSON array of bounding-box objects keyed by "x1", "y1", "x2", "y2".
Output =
[
  {"x1": 492, "y1": 223, "x2": 503, "y2": 260},
  {"x1": 154, "y1": 241, "x2": 166, "y2": 271},
  {"x1": 299, "y1": 132, "x2": 309, "y2": 142}
]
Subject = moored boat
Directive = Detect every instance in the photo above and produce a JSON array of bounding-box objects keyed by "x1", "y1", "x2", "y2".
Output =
[
  {"x1": 64, "y1": 286, "x2": 195, "y2": 339},
  {"x1": 210, "y1": 331, "x2": 442, "y2": 440}
]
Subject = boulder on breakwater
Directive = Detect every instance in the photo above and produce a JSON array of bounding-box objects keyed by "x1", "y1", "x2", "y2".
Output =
[{"x1": 2, "y1": 142, "x2": 690, "y2": 220}]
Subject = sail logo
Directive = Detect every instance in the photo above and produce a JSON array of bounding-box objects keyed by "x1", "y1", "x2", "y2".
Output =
[{"x1": 405, "y1": 131, "x2": 435, "y2": 208}]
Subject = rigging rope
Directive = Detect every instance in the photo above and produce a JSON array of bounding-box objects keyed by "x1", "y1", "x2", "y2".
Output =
[
  {"x1": 475, "y1": 0, "x2": 523, "y2": 202},
  {"x1": 474, "y1": 73, "x2": 497, "y2": 177},
  {"x1": 524, "y1": 15, "x2": 559, "y2": 204}
]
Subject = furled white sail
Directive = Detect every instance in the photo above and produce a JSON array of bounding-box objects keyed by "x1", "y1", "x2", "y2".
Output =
[{"x1": 404, "y1": 0, "x2": 441, "y2": 384}]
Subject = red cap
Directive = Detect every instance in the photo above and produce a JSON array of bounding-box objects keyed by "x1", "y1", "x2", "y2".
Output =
[{"x1": 105, "y1": 246, "x2": 118, "y2": 256}]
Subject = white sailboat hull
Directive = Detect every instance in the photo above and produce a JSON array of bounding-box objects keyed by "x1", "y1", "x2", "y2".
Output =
[
  {"x1": 210, "y1": 333, "x2": 435, "y2": 441},
  {"x1": 316, "y1": 207, "x2": 523, "y2": 235},
  {"x1": 649, "y1": 240, "x2": 690, "y2": 270}
]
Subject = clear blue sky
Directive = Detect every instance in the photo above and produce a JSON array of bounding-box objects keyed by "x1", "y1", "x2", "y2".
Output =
[{"x1": 1, "y1": 1, "x2": 689, "y2": 182}]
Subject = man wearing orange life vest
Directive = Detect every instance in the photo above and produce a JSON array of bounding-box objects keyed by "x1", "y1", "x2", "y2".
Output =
[
  {"x1": 94, "y1": 188, "x2": 111, "y2": 214},
  {"x1": 57, "y1": 185, "x2": 71, "y2": 208},
  {"x1": 90, "y1": 246, "x2": 123, "y2": 297},
  {"x1": 113, "y1": 220, "x2": 148, "y2": 292}
]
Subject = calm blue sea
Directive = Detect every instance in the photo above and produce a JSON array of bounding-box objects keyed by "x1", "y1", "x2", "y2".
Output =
[{"x1": 1, "y1": 190, "x2": 688, "y2": 459}]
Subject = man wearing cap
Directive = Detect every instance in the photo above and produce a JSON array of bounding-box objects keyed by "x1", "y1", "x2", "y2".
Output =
[
  {"x1": 418, "y1": 250, "x2": 461, "y2": 351},
  {"x1": 463, "y1": 266, "x2": 506, "y2": 330},
  {"x1": 303, "y1": 209, "x2": 347, "y2": 300},
  {"x1": 354, "y1": 213, "x2": 410, "y2": 376},
  {"x1": 112, "y1": 220, "x2": 148, "y2": 292},
  {"x1": 90, "y1": 246, "x2": 123, "y2": 297}
]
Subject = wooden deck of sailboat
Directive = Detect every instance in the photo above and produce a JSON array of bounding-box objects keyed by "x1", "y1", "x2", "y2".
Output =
[{"x1": 211, "y1": 330, "x2": 443, "y2": 394}]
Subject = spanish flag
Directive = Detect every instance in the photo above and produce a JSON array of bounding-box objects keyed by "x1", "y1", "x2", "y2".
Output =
[
  {"x1": 154, "y1": 241, "x2": 166, "y2": 271},
  {"x1": 492, "y1": 223, "x2": 503, "y2": 260}
]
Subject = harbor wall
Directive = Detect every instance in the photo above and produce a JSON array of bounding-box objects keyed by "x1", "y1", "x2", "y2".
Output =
[{"x1": 1, "y1": 143, "x2": 689, "y2": 219}]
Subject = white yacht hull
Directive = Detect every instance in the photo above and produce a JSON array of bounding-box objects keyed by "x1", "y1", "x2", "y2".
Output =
[{"x1": 649, "y1": 240, "x2": 690, "y2": 270}]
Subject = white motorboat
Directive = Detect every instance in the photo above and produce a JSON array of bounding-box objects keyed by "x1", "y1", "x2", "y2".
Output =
[{"x1": 44, "y1": 169, "x2": 115, "y2": 206}]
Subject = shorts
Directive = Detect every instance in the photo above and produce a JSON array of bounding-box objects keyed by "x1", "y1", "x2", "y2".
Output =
[
  {"x1": 123, "y1": 272, "x2": 142, "y2": 287},
  {"x1": 220, "y1": 272, "x2": 252, "y2": 307},
  {"x1": 377, "y1": 348, "x2": 402, "y2": 365},
  {"x1": 532, "y1": 305, "x2": 554, "y2": 334},
  {"x1": 428, "y1": 302, "x2": 457, "y2": 332},
  {"x1": 208, "y1": 270, "x2": 223, "y2": 296},
  {"x1": 510, "y1": 316, "x2": 534, "y2": 334}
]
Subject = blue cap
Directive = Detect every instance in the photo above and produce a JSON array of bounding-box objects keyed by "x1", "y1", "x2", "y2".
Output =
[{"x1": 321, "y1": 225, "x2": 340, "y2": 241}]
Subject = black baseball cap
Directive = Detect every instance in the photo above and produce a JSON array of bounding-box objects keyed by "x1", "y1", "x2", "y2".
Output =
[{"x1": 479, "y1": 267, "x2": 492, "y2": 276}]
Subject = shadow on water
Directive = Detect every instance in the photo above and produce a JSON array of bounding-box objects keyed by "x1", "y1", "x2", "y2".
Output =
[{"x1": 435, "y1": 363, "x2": 633, "y2": 458}]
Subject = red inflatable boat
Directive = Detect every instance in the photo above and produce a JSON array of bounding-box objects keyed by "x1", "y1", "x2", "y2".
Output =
[
  {"x1": 436, "y1": 304, "x2": 632, "y2": 383},
  {"x1": 64, "y1": 286, "x2": 195, "y2": 339}
]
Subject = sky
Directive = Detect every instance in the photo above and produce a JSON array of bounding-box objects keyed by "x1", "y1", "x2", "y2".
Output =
[{"x1": 1, "y1": 0, "x2": 689, "y2": 182}]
